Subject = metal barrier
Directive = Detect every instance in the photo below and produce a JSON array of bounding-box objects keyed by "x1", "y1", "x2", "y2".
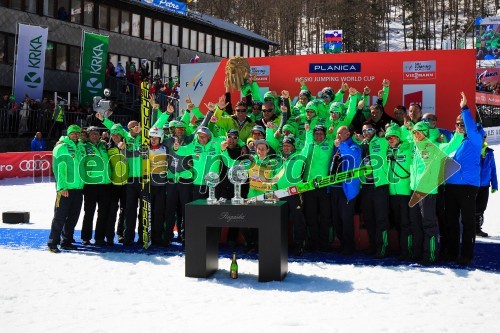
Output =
[{"x1": 0, "y1": 107, "x2": 132, "y2": 138}]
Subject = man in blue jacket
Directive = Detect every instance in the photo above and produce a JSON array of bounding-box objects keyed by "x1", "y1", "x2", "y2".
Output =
[
  {"x1": 328, "y1": 125, "x2": 361, "y2": 255},
  {"x1": 444, "y1": 93, "x2": 483, "y2": 265},
  {"x1": 31, "y1": 132, "x2": 47, "y2": 151}
]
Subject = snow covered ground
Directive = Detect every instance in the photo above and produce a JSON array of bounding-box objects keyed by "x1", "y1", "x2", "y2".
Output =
[{"x1": 1, "y1": 146, "x2": 500, "y2": 332}]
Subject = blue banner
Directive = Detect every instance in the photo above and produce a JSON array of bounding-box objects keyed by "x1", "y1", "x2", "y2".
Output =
[
  {"x1": 309, "y1": 63, "x2": 361, "y2": 73},
  {"x1": 137, "y1": 0, "x2": 187, "y2": 16}
]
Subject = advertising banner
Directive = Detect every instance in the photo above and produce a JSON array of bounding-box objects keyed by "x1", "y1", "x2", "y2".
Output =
[
  {"x1": 79, "y1": 32, "x2": 109, "y2": 106},
  {"x1": 136, "y1": 0, "x2": 186, "y2": 16},
  {"x1": 0, "y1": 152, "x2": 53, "y2": 179},
  {"x1": 13, "y1": 24, "x2": 48, "y2": 102},
  {"x1": 180, "y1": 50, "x2": 475, "y2": 130},
  {"x1": 476, "y1": 67, "x2": 500, "y2": 86},
  {"x1": 476, "y1": 92, "x2": 500, "y2": 106}
]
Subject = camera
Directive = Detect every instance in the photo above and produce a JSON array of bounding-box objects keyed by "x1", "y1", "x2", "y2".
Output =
[{"x1": 93, "y1": 89, "x2": 115, "y2": 118}]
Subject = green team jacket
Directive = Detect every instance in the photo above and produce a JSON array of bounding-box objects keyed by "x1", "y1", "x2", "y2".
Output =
[
  {"x1": 410, "y1": 132, "x2": 464, "y2": 194},
  {"x1": 175, "y1": 136, "x2": 225, "y2": 186},
  {"x1": 302, "y1": 130, "x2": 334, "y2": 182},
  {"x1": 52, "y1": 136, "x2": 86, "y2": 191},
  {"x1": 214, "y1": 107, "x2": 255, "y2": 142},
  {"x1": 387, "y1": 141, "x2": 413, "y2": 196},
  {"x1": 358, "y1": 135, "x2": 390, "y2": 187},
  {"x1": 103, "y1": 118, "x2": 142, "y2": 178},
  {"x1": 82, "y1": 140, "x2": 111, "y2": 184},
  {"x1": 107, "y1": 143, "x2": 128, "y2": 186},
  {"x1": 324, "y1": 94, "x2": 358, "y2": 135},
  {"x1": 289, "y1": 115, "x2": 329, "y2": 143},
  {"x1": 266, "y1": 127, "x2": 305, "y2": 153},
  {"x1": 274, "y1": 150, "x2": 307, "y2": 190},
  {"x1": 301, "y1": 83, "x2": 345, "y2": 120}
]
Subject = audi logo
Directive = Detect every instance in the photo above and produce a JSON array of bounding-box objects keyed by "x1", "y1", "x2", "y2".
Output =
[{"x1": 18, "y1": 160, "x2": 51, "y2": 172}]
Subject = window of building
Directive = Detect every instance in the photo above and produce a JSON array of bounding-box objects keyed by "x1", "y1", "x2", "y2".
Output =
[
  {"x1": 243, "y1": 44, "x2": 248, "y2": 58},
  {"x1": 198, "y1": 32, "x2": 205, "y2": 53},
  {"x1": 110, "y1": 7, "x2": 120, "y2": 33},
  {"x1": 171, "y1": 65, "x2": 178, "y2": 79},
  {"x1": 132, "y1": 13, "x2": 140, "y2": 37},
  {"x1": 83, "y1": 1, "x2": 94, "y2": 26},
  {"x1": 228, "y1": 41, "x2": 234, "y2": 58},
  {"x1": 58, "y1": 0, "x2": 69, "y2": 19},
  {"x1": 56, "y1": 44, "x2": 68, "y2": 71},
  {"x1": 171, "y1": 25, "x2": 179, "y2": 46},
  {"x1": 163, "y1": 64, "x2": 170, "y2": 80},
  {"x1": 45, "y1": 42, "x2": 54, "y2": 69},
  {"x1": 0, "y1": 34, "x2": 5, "y2": 63},
  {"x1": 235, "y1": 42, "x2": 241, "y2": 56},
  {"x1": 7, "y1": 35, "x2": 15, "y2": 64},
  {"x1": 98, "y1": 5, "x2": 108, "y2": 30},
  {"x1": 0, "y1": 1, "x2": 9, "y2": 7},
  {"x1": 221, "y1": 38, "x2": 228, "y2": 58},
  {"x1": 131, "y1": 57, "x2": 139, "y2": 70},
  {"x1": 109, "y1": 53, "x2": 118, "y2": 67},
  {"x1": 69, "y1": 45, "x2": 80, "y2": 73},
  {"x1": 26, "y1": 0, "x2": 38, "y2": 13},
  {"x1": 182, "y1": 28, "x2": 189, "y2": 49},
  {"x1": 144, "y1": 17, "x2": 152, "y2": 40},
  {"x1": 121, "y1": 10, "x2": 130, "y2": 35},
  {"x1": 214, "y1": 37, "x2": 221, "y2": 57},
  {"x1": 163, "y1": 22, "x2": 171, "y2": 44},
  {"x1": 70, "y1": 0, "x2": 81, "y2": 23},
  {"x1": 206, "y1": 34, "x2": 212, "y2": 55},
  {"x1": 153, "y1": 19, "x2": 162, "y2": 42},
  {"x1": 10, "y1": 0, "x2": 21, "y2": 10},
  {"x1": 190, "y1": 30, "x2": 197, "y2": 50},
  {"x1": 249, "y1": 46, "x2": 255, "y2": 58},
  {"x1": 43, "y1": 0, "x2": 55, "y2": 17}
]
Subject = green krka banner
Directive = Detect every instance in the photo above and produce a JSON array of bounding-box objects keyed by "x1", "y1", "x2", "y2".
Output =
[{"x1": 79, "y1": 32, "x2": 109, "y2": 106}]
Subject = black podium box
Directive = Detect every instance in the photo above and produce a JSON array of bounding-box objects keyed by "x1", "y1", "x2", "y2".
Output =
[
  {"x1": 185, "y1": 200, "x2": 288, "y2": 282},
  {"x1": 2, "y1": 211, "x2": 30, "y2": 224}
]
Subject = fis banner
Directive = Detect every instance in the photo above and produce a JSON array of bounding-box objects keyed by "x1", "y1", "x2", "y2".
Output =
[
  {"x1": 79, "y1": 31, "x2": 109, "y2": 106},
  {"x1": 14, "y1": 24, "x2": 48, "y2": 102},
  {"x1": 180, "y1": 50, "x2": 475, "y2": 130}
]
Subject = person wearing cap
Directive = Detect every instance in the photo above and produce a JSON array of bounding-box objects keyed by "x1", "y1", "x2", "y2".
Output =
[
  {"x1": 326, "y1": 87, "x2": 360, "y2": 137},
  {"x1": 355, "y1": 120, "x2": 391, "y2": 258},
  {"x1": 443, "y1": 93, "x2": 485, "y2": 265},
  {"x1": 422, "y1": 113, "x2": 453, "y2": 143},
  {"x1": 96, "y1": 113, "x2": 145, "y2": 246},
  {"x1": 327, "y1": 125, "x2": 361, "y2": 255},
  {"x1": 173, "y1": 126, "x2": 225, "y2": 201},
  {"x1": 48, "y1": 124, "x2": 86, "y2": 253},
  {"x1": 291, "y1": 100, "x2": 328, "y2": 143},
  {"x1": 106, "y1": 124, "x2": 128, "y2": 244},
  {"x1": 385, "y1": 123, "x2": 413, "y2": 260},
  {"x1": 291, "y1": 88, "x2": 312, "y2": 118},
  {"x1": 213, "y1": 100, "x2": 255, "y2": 142},
  {"x1": 300, "y1": 123, "x2": 336, "y2": 252},
  {"x1": 266, "y1": 122, "x2": 303, "y2": 153},
  {"x1": 148, "y1": 126, "x2": 169, "y2": 246},
  {"x1": 31, "y1": 132, "x2": 47, "y2": 151},
  {"x1": 475, "y1": 131, "x2": 498, "y2": 237},
  {"x1": 249, "y1": 101, "x2": 263, "y2": 123},
  {"x1": 300, "y1": 80, "x2": 348, "y2": 120},
  {"x1": 80, "y1": 126, "x2": 112, "y2": 246},
  {"x1": 409, "y1": 111, "x2": 464, "y2": 265}
]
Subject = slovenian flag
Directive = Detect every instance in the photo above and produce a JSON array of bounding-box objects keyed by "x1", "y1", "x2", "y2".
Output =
[
  {"x1": 325, "y1": 30, "x2": 343, "y2": 42},
  {"x1": 190, "y1": 55, "x2": 200, "y2": 63}
]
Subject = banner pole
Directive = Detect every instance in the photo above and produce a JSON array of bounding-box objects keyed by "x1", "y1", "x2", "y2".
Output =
[
  {"x1": 12, "y1": 22, "x2": 20, "y2": 98},
  {"x1": 78, "y1": 30, "x2": 84, "y2": 104}
]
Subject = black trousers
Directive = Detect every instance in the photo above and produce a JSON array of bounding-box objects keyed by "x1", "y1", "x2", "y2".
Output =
[
  {"x1": 409, "y1": 193, "x2": 438, "y2": 262},
  {"x1": 165, "y1": 181, "x2": 193, "y2": 242},
  {"x1": 330, "y1": 187, "x2": 357, "y2": 252},
  {"x1": 107, "y1": 184, "x2": 127, "y2": 242},
  {"x1": 124, "y1": 178, "x2": 143, "y2": 243},
  {"x1": 361, "y1": 184, "x2": 390, "y2": 255},
  {"x1": 436, "y1": 185, "x2": 447, "y2": 251},
  {"x1": 151, "y1": 185, "x2": 167, "y2": 245},
  {"x1": 81, "y1": 184, "x2": 111, "y2": 242},
  {"x1": 445, "y1": 184, "x2": 478, "y2": 260},
  {"x1": 389, "y1": 195, "x2": 411, "y2": 256},
  {"x1": 282, "y1": 194, "x2": 307, "y2": 246},
  {"x1": 475, "y1": 186, "x2": 490, "y2": 226},
  {"x1": 303, "y1": 187, "x2": 332, "y2": 250},
  {"x1": 48, "y1": 189, "x2": 83, "y2": 246}
]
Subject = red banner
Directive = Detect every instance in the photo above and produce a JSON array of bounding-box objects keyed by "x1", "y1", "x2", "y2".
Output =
[
  {"x1": 476, "y1": 68, "x2": 500, "y2": 85},
  {"x1": 0, "y1": 152, "x2": 53, "y2": 179},
  {"x1": 476, "y1": 92, "x2": 500, "y2": 106},
  {"x1": 183, "y1": 49, "x2": 476, "y2": 130}
]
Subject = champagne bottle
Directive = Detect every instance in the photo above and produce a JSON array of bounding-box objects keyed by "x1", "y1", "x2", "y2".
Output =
[{"x1": 230, "y1": 252, "x2": 238, "y2": 279}]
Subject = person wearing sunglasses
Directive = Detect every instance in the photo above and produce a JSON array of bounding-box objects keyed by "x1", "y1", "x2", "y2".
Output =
[
  {"x1": 357, "y1": 121, "x2": 390, "y2": 258},
  {"x1": 213, "y1": 100, "x2": 255, "y2": 142},
  {"x1": 248, "y1": 101, "x2": 263, "y2": 123},
  {"x1": 255, "y1": 101, "x2": 282, "y2": 129},
  {"x1": 326, "y1": 87, "x2": 360, "y2": 137},
  {"x1": 443, "y1": 93, "x2": 486, "y2": 266},
  {"x1": 422, "y1": 113, "x2": 453, "y2": 143}
]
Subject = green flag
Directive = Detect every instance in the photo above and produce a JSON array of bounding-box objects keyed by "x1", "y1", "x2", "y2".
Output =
[{"x1": 79, "y1": 32, "x2": 109, "y2": 106}]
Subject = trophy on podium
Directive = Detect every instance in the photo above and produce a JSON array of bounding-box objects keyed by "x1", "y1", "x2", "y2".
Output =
[
  {"x1": 228, "y1": 165, "x2": 248, "y2": 205},
  {"x1": 93, "y1": 88, "x2": 115, "y2": 118},
  {"x1": 204, "y1": 172, "x2": 220, "y2": 205}
]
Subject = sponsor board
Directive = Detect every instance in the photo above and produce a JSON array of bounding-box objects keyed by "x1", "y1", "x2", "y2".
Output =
[{"x1": 0, "y1": 152, "x2": 53, "y2": 179}]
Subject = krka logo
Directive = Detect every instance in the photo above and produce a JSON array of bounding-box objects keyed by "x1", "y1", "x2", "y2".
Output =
[
  {"x1": 85, "y1": 43, "x2": 104, "y2": 94},
  {"x1": 24, "y1": 72, "x2": 41, "y2": 88},
  {"x1": 24, "y1": 35, "x2": 43, "y2": 88}
]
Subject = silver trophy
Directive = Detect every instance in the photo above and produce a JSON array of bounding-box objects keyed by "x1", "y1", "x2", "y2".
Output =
[
  {"x1": 204, "y1": 172, "x2": 220, "y2": 205},
  {"x1": 93, "y1": 88, "x2": 115, "y2": 118},
  {"x1": 228, "y1": 165, "x2": 248, "y2": 205}
]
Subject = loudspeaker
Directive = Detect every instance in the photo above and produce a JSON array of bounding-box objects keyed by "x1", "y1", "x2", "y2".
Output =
[{"x1": 2, "y1": 211, "x2": 30, "y2": 224}]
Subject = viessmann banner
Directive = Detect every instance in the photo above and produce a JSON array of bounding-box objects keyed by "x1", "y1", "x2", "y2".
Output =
[
  {"x1": 180, "y1": 50, "x2": 475, "y2": 129},
  {"x1": 14, "y1": 23, "x2": 48, "y2": 102},
  {"x1": 79, "y1": 31, "x2": 109, "y2": 106},
  {"x1": 0, "y1": 152, "x2": 53, "y2": 179}
]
